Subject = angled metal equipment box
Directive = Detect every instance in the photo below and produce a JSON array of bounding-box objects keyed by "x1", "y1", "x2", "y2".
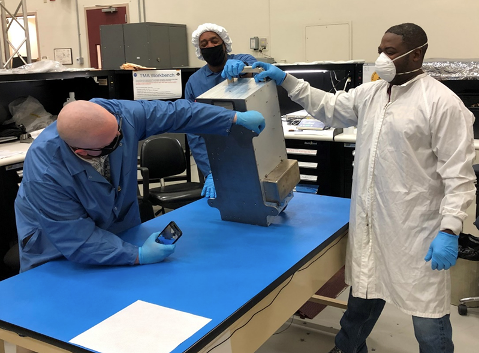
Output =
[{"x1": 197, "y1": 78, "x2": 300, "y2": 226}]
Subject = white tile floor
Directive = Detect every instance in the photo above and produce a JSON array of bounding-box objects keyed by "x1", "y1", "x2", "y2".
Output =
[{"x1": 255, "y1": 287, "x2": 479, "y2": 353}]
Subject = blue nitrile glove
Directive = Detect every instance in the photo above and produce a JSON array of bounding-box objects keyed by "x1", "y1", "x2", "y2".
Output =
[
  {"x1": 201, "y1": 173, "x2": 216, "y2": 198},
  {"x1": 424, "y1": 231, "x2": 458, "y2": 270},
  {"x1": 221, "y1": 59, "x2": 245, "y2": 80},
  {"x1": 235, "y1": 111, "x2": 266, "y2": 134},
  {"x1": 139, "y1": 232, "x2": 176, "y2": 265},
  {"x1": 252, "y1": 62, "x2": 286, "y2": 85}
]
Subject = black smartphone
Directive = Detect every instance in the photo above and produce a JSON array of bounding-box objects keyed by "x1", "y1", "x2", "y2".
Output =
[{"x1": 155, "y1": 221, "x2": 182, "y2": 245}]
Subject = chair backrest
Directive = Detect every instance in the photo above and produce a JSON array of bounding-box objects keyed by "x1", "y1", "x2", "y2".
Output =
[{"x1": 140, "y1": 136, "x2": 187, "y2": 179}]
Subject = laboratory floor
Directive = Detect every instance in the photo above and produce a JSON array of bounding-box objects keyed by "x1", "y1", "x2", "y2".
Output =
[{"x1": 255, "y1": 287, "x2": 479, "y2": 353}]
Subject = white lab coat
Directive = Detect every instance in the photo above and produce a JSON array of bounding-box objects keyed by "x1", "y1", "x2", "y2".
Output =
[{"x1": 282, "y1": 73, "x2": 476, "y2": 317}]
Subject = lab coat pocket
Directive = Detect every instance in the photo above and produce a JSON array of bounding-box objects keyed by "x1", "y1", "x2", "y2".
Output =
[{"x1": 21, "y1": 229, "x2": 40, "y2": 253}]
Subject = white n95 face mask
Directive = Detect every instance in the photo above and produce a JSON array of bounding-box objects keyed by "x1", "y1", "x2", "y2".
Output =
[{"x1": 375, "y1": 42, "x2": 428, "y2": 82}]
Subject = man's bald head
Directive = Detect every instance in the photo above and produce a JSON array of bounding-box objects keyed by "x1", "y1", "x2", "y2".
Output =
[{"x1": 57, "y1": 100, "x2": 118, "y2": 150}]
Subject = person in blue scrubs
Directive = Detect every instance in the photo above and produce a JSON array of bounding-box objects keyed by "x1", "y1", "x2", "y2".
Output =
[
  {"x1": 14, "y1": 98, "x2": 265, "y2": 272},
  {"x1": 185, "y1": 23, "x2": 258, "y2": 198}
]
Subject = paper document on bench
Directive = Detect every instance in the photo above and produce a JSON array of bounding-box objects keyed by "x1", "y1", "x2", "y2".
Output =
[
  {"x1": 0, "y1": 150, "x2": 23, "y2": 159},
  {"x1": 70, "y1": 300, "x2": 211, "y2": 353}
]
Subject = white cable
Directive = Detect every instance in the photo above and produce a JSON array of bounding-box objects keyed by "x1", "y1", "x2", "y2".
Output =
[{"x1": 343, "y1": 77, "x2": 352, "y2": 91}]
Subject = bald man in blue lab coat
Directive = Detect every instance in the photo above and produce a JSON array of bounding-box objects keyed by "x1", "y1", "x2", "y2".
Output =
[{"x1": 15, "y1": 98, "x2": 265, "y2": 272}]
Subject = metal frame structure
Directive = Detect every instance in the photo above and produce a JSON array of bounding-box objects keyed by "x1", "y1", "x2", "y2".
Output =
[{"x1": 0, "y1": 0, "x2": 31, "y2": 69}]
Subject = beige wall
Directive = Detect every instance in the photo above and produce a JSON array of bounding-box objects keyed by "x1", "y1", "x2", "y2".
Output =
[{"x1": 3, "y1": 0, "x2": 479, "y2": 68}]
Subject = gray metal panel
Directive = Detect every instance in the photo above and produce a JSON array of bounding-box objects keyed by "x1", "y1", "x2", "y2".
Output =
[
  {"x1": 243, "y1": 80, "x2": 287, "y2": 179},
  {"x1": 100, "y1": 24, "x2": 125, "y2": 69},
  {"x1": 263, "y1": 159, "x2": 300, "y2": 203},
  {"x1": 123, "y1": 23, "x2": 150, "y2": 67},
  {"x1": 197, "y1": 77, "x2": 264, "y2": 100},
  {"x1": 200, "y1": 79, "x2": 287, "y2": 180},
  {"x1": 202, "y1": 126, "x2": 280, "y2": 226},
  {"x1": 198, "y1": 78, "x2": 298, "y2": 226},
  {"x1": 168, "y1": 25, "x2": 188, "y2": 67},
  {"x1": 148, "y1": 24, "x2": 171, "y2": 69}
]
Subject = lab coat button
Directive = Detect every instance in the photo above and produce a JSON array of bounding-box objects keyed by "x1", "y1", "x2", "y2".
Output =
[
  {"x1": 114, "y1": 207, "x2": 117, "y2": 211},
  {"x1": 88, "y1": 176, "x2": 92, "y2": 179},
  {"x1": 117, "y1": 186, "x2": 121, "y2": 192}
]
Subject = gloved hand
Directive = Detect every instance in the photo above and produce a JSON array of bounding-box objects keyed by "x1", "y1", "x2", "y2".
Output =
[
  {"x1": 235, "y1": 111, "x2": 266, "y2": 134},
  {"x1": 221, "y1": 59, "x2": 245, "y2": 80},
  {"x1": 424, "y1": 231, "x2": 458, "y2": 270},
  {"x1": 252, "y1": 62, "x2": 286, "y2": 85},
  {"x1": 201, "y1": 173, "x2": 216, "y2": 198},
  {"x1": 138, "y1": 232, "x2": 176, "y2": 265}
]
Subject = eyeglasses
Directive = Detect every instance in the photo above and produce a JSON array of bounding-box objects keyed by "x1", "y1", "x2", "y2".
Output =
[{"x1": 72, "y1": 117, "x2": 123, "y2": 156}]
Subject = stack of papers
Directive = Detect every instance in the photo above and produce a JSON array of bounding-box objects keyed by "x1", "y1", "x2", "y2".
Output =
[
  {"x1": 0, "y1": 150, "x2": 23, "y2": 159},
  {"x1": 297, "y1": 119, "x2": 326, "y2": 130},
  {"x1": 0, "y1": 136, "x2": 18, "y2": 143}
]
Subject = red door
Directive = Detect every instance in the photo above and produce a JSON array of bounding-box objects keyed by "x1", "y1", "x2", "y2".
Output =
[{"x1": 86, "y1": 7, "x2": 127, "y2": 68}]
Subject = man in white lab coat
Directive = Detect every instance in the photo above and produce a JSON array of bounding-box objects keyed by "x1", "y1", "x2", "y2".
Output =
[{"x1": 253, "y1": 23, "x2": 475, "y2": 353}]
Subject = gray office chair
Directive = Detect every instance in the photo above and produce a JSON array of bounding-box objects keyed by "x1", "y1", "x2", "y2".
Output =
[
  {"x1": 3, "y1": 242, "x2": 19, "y2": 273},
  {"x1": 138, "y1": 136, "x2": 204, "y2": 217}
]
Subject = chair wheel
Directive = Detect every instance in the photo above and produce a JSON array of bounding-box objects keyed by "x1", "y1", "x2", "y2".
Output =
[{"x1": 458, "y1": 304, "x2": 468, "y2": 316}]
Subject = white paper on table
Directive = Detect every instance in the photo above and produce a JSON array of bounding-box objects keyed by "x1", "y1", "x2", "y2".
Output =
[
  {"x1": 293, "y1": 130, "x2": 333, "y2": 136},
  {"x1": 30, "y1": 128, "x2": 45, "y2": 139},
  {"x1": 69, "y1": 300, "x2": 211, "y2": 353}
]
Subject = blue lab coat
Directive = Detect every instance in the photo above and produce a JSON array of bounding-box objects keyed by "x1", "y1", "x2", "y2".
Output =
[
  {"x1": 185, "y1": 53, "x2": 257, "y2": 177},
  {"x1": 15, "y1": 98, "x2": 235, "y2": 272}
]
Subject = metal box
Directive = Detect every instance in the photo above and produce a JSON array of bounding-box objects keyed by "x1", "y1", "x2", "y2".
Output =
[
  {"x1": 100, "y1": 22, "x2": 188, "y2": 69},
  {"x1": 197, "y1": 78, "x2": 300, "y2": 226}
]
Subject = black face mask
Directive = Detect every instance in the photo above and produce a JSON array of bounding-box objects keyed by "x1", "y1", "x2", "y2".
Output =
[{"x1": 200, "y1": 44, "x2": 226, "y2": 67}]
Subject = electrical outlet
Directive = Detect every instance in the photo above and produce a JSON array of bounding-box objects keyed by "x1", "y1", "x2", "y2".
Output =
[
  {"x1": 259, "y1": 37, "x2": 268, "y2": 50},
  {"x1": 76, "y1": 57, "x2": 84, "y2": 64},
  {"x1": 96, "y1": 78, "x2": 108, "y2": 86}
]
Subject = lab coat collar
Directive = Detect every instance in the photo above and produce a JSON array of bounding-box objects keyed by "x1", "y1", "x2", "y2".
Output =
[
  {"x1": 392, "y1": 72, "x2": 428, "y2": 89},
  {"x1": 204, "y1": 65, "x2": 221, "y2": 77},
  {"x1": 61, "y1": 141, "x2": 120, "y2": 185},
  {"x1": 204, "y1": 54, "x2": 234, "y2": 77},
  {"x1": 388, "y1": 73, "x2": 428, "y2": 102},
  {"x1": 60, "y1": 141, "x2": 88, "y2": 176}
]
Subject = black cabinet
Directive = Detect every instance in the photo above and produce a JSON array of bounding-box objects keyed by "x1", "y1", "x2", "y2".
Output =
[
  {"x1": 286, "y1": 138, "x2": 341, "y2": 197},
  {"x1": 439, "y1": 80, "x2": 479, "y2": 138},
  {"x1": 0, "y1": 70, "x2": 120, "y2": 116},
  {"x1": 339, "y1": 142, "x2": 355, "y2": 198},
  {"x1": 285, "y1": 138, "x2": 355, "y2": 198}
]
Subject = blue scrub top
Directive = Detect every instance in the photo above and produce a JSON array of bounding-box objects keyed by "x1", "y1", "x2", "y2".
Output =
[
  {"x1": 15, "y1": 98, "x2": 235, "y2": 272},
  {"x1": 185, "y1": 54, "x2": 257, "y2": 177}
]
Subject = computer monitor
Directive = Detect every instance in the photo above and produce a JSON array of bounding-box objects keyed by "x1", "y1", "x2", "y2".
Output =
[{"x1": 276, "y1": 63, "x2": 363, "y2": 116}]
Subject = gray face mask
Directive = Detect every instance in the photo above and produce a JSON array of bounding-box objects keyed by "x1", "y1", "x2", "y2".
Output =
[{"x1": 374, "y1": 42, "x2": 428, "y2": 82}]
